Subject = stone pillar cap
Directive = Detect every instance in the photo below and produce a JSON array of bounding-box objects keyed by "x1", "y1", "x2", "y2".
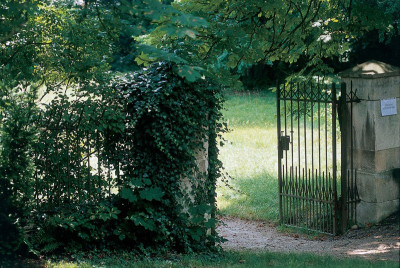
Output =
[{"x1": 339, "y1": 60, "x2": 400, "y2": 78}]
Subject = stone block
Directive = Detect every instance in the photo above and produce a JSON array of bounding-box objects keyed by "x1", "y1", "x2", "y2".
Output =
[
  {"x1": 342, "y1": 76, "x2": 400, "y2": 100},
  {"x1": 356, "y1": 199, "x2": 399, "y2": 226},
  {"x1": 345, "y1": 99, "x2": 400, "y2": 152},
  {"x1": 374, "y1": 98, "x2": 400, "y2": 150},
  {"x1": 348, "y1": 147, "x2": 400, "y2": 172},
  {"x1": 356, "y1": 170, "x2": 400, "y2": 203},
  {"x1": 347, "y1": 100, "x2": 376, "y2": 151}
]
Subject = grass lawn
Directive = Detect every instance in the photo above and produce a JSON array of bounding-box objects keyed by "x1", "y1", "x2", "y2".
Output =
[
  {"x1": 217, "y1": 90, "x2": 280, "y2": 222},
  {"x1": 18, "y1": 250, "x2": 397, "y2": 267}
]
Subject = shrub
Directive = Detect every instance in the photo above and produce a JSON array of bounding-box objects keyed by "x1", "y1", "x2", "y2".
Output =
[{"x1": 4, "y1": 62, "x2": 226, "y2": 256}]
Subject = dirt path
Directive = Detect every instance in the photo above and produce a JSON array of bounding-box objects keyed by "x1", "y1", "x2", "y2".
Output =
[{"x1": 217, "y1": 215, "x2": 400, "y2": 262}]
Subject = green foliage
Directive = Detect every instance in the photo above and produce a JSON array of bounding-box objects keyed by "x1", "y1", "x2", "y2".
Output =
[
  {"x1": 0, "y1": 90, "x2": 38, "y2": 257},
  {"x1": 1, "y1": 0, "x2": 224, "y2": 257},
  {"x1": 136, "y1": 0, "x2": 400, "y2": 88},
  {"x1": 112, "y1": 62, "x2": 224, "y2": 253},
  {"x1": 1, "y1": 63, "x2": 224, "y2": 257}
]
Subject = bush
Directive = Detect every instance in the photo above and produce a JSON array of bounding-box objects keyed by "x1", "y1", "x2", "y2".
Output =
[{"x1": 1, "y1": 62, "x2": 224, "y2": 256}]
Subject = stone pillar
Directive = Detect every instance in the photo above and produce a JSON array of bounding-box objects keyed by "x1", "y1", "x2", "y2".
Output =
[
  {"x1": 340, "y1": 60, "x2": 400, "y2": 225},
  {"x1": 179, "y1": 137, "x2": 209, "y2": 212}
]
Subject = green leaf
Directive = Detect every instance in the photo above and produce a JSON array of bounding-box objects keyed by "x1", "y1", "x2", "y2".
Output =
[
  {"x1": 130, "y1": 214, "x2": 156, "y2": 231},
  {"x1": 175, "y1": 65, "x2": 202, "y2": 82},
  {"x1": 135, "y1": 52, "x2": 153, "y2": 67},
  {"x1": 139, "y1": 187, "x2": 164, "y2": 201},
  {"x1": 120, "y1": 188, "x2": 138, "y2": 202}
]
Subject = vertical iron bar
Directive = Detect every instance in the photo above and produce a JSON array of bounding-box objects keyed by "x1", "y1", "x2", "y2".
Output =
[
  {"x1": 350, "y1": 81, "x2": 354, "y2": 224},
  {"x1": 35, "y1": 167, "x2": 39, "y2": 209},
  {"x1": 295, "y1": 166, "x2": 300, "y2": 226},
  {"x1": 297, "y1": 83, "x2": 301, "y2": 180},
  {"x1": 310, "y1": 82, "x2": 315, "y2": 230},
  {"x1": 97, "y1": 131, "x2": 101, "y2": 201},
  {"x1": 283, "y1": 165, "x2": 287, "y2": 224},
  {"x1": 303, "y1": 83, "x2": 308, "y2": 229},
  {"x1": 77, "y1": 135, "x2": 82, "y2": 203},
  {"x1": 277, "y1": 81, "x2": 283, "y2": 224},
  {"x1": 354, "y1": 170, "x2": 358, "y2": 222},
  {"x1": 322, "y1": 171, "x2": 326, "y2": 232},
  {"x1": 302, "y1": 168, "x2": 305, "y2": 228},
  {"x1": 290, "y1": 83, "x2": 296, "y2": 227},
  {"x1": 332, "y1": 83, "x2": 338, "y2": 234},
  {"x1": 340, "y1": 82, "x2": 348, "y2": 233},
  {"x1": 317, "y1": 81, "x2": 322, "y2": 232},
  {"x1": 347, "y1": 169, "x2": 351, "y2": 222},
  {"x1": 87, "y1": 132, "x2": 91, "y2": 199},
  {"x1": 67, "y1": 129, "x2": 70, "y2": 203},
  {"x1": 56, "y1": 135, "x2": 60, "y2": 206},
  {"x1": 318, "y1": 78, "x2": 321, "y2": 179},
  {"x1": 325, "y1": 92, "x2": 328, "y2": 185},
  {"x1": 308, "y1": 169, "x2": 311, "y2": 229},
  {"x1": 297, "y1": 83, "x2": 301, "y2": 228},
  {"x1": 315, "y1": 169, "x2": 319, "y2": 231}
]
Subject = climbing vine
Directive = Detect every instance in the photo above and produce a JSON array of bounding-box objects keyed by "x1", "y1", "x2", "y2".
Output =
[{"x1": 0, "y1": 62, "x2": 225, "y2": 257}]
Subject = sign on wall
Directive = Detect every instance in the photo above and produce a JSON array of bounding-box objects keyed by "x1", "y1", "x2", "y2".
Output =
[{"x1": 381, "y1": 98, "x2": 398, "y2": 116}]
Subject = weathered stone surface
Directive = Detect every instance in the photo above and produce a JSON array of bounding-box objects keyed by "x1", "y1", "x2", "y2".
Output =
[
  {"x1": 349, "y1": 148, "x2": 400, "y2": 173},
  {"x1": 342, "y1": 98, "x2": 399, "y2": 152},
  {"x1": 340, "y1": 61, "x2": 400, "y2": 226},
  {"x1": 179, "y1": 138, "x2": 209, "y2": 211},
  {"x1": 356, "y1": 170, "x2": 400, "y2": 203},
  {"x1": 356, "y1": 199, "x2": 400, "y2": 226},
  {"x1": 342, "y1": 76, "x2": 400, "y2": 100}
]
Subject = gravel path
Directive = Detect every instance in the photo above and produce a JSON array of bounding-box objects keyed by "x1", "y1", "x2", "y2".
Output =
[{"x1": 217, "y1": 215, "x2": 400, "y2": 262}]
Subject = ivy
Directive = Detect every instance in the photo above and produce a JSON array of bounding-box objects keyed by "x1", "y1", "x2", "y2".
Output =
[{"x1": 0, "y1": 62, "x2": 225, "y2": 257}]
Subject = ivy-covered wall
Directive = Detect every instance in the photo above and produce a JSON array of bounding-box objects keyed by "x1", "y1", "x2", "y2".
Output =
[{"x1": 0, "y1": 63, "x2": 225, "y2": 258}]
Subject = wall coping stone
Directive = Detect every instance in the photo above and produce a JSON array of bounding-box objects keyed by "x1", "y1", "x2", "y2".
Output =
[{"x1": 339, "y1": 60, "x2": 400, "y2": 79}]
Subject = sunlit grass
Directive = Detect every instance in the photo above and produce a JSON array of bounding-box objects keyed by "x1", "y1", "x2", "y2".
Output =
[
  {"x1": 217, "y1": 90, "x2": 279, "y2": 222},
  {"x1": 216, "y1": 90, "x2": 342, "y2": 223},
  {"x1": 39, "y1": 251, "x2": 398, "y2": 268}
]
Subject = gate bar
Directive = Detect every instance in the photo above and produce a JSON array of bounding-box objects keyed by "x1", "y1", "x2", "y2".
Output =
[
  {"x1": 332, "y1": 83, "x2": 338, "y2": 235},
  {"x1": 277, "y1": 81, "x2": 283, "y2": 223},
  {"x1": 340, "y1": 82, "x2": 348, "y2": 233}
]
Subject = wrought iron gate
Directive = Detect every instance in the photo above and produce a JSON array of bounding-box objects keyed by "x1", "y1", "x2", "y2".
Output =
[
  {"x1": 277, "y1": 80, "x2": 360, "y2": 234},
  {"x1": 277, "y1": 81, "x2": 339, "y2": 234}
]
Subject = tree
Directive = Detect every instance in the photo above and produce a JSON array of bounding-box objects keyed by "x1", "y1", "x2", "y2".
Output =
[{"x1": 136, "y1": 0, "x2": 398, "y2": 88}]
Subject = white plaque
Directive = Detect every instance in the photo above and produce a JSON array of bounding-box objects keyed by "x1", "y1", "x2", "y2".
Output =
[{"x1": 381, "y1": 98, "x2": 397, "y2": 116}]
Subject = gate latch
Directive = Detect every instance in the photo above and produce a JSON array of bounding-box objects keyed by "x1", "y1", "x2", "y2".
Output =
[
  {"x1": 279, "y1": 135, "x2": 290, "y2": 159},
  {"x1": 280, "y1": 135, "x2": 290, "y2": 151}
]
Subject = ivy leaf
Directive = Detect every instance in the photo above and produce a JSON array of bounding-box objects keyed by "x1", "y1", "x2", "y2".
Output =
[
  {"x1": 131, "y1": 215, "x2": 156, "y2": 231},
  {"x1": 139, "y1": 187, "x2": 164, "y2": 201},
  {"x1": 120, "y1": 188, "x2": 137, "y2": 203}
]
